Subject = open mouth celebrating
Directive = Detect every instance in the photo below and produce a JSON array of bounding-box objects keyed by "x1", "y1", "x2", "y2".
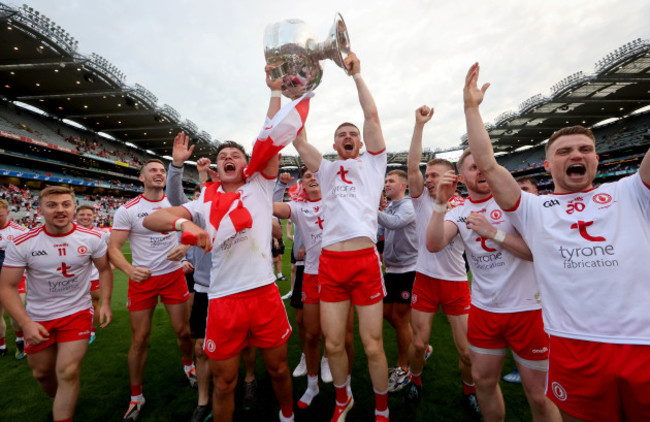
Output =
[{"x1": 566, "y1": 164, "x2": 586, "y2": 176}]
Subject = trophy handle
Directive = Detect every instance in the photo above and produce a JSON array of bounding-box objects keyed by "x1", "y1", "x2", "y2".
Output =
[{"x1": 316, "y1": 13, "x2": 351, "y2": 74}]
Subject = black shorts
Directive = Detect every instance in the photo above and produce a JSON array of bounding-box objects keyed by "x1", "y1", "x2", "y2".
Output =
[
  {"x1": 272, "y1": 238, "x2": 285, "y2": 257},
  {"x1": 383, "y1": 271, "x2": 416, "y2": 304},
  {"x1": 185, "y1": 271, "x2": 195, "y2": 294},
  {"x1": 290, "y1": 244, "x2": 296, "y2": 264},
  {"x1": 190, "y1": 291, "x2": 209, "y2": 339},
  {"x1": 290, "y1": 265, "x2": 305, "y2": 310}
]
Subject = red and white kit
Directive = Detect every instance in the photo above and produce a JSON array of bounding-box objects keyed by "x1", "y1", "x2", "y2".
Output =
[
  {"x1": 2, "y1": 224, "x2": 107, "y2": 321},
  {"x1": 87, "y1": 226, "x2": 110, "y2": 290},
  {"x1": 288, "y1": 198, "x2": 323, "y2": 276},
  {"x1": 112, "y1": 195, "x2": 181, "y2": 276},
  {"x1": 315, "y1": 150, "x2": 387, "y2": 248},
  {"x1": 0, "y1": 221, "x2": 29, "y2": 253},
  {"x1": 506, "y1": 173, "x2": 650, "y2": 343},
  {"x1": 445, "y1": 195, "x2": 541, "y2": 313}
]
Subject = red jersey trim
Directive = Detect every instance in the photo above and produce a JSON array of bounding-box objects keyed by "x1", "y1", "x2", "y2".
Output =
[
  {"x1": 76, "y1": 225, "x2": 102, "y2": 238},
  {"x1": 43, "y1": 224, "x2": 76, "y2": 238},
  {"x1": 467, "y1": 194, "x2": 493, "y2": 204},
  {"x1": 9, "y1": 222, "x2": 27, "y2": 231},
  {"x1": 261, "y1": 172, "x2": 277, "y2": 180},
  {"x1": 124, "y1": 196, "x2": 142, "y2": 209},
  {"x1": 13, "y1": 226, "x2": 44, "y2": 245},
  {"x1": 642, "y1": 178, "x2": 650, "y2": 190},
  {"x1": 140, "y1": 194, "x2": 166, "y2": 202},
  {"x1": 503, "y1": 194, "x2": 522, "y2": 212},
  {"x1": 0, "y1": 222, "x2": 9, "y2": 230},
  {"x1": 551, "y1": 187, "x2": 596, "y2": 196},
  {"x1": 179, "y1": 205, "x2": 193, "y2": 221},
  {"x1": 367, "y1": 148, "x2": 387, "y2": 156}
]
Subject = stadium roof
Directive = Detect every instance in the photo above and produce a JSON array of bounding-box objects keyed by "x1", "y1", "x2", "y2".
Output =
[
  {"x1": 461, "y1": 38, "x2": 650, "y2": 152},
  {"x1": 0, "y1": 2, "x2": 218, "y2": 159}
]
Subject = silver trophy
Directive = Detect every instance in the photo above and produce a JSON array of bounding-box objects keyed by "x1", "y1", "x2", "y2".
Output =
[{"x1": 264, "y1": 13, "x2": 351, "y2": 98}]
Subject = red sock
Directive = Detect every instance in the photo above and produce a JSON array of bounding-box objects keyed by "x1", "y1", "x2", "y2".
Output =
[
  {"x1": 182, "y1": 357, "x2": 194, "y2": 367},
  {"x1": 131, "y1": 384, "x2": 143, "y2": 397},
  {"x1": 15, "y1": 331, "x2": 24, "y2": 339},
  {"x1": 374, "y1": 389, "x2": 388, "y2": 412},
  {"x1": 0, "y1": 337, "x2": 5, "y2": 347},
  {"x1": 91, "y1": 326, "x2": 96, "y2": 334},
  {"x1": 463, "y1": 382, "x2": 476, "y2": 395},
  {"x1": 412, "y1": 374, "x2": 422, "y2": 387},
  {"x1": 334, "y1": 384, "x2": 348, "y2": 404},
  {"x1": 280, "y1": 403, "x2": 293, "y2": 418}
]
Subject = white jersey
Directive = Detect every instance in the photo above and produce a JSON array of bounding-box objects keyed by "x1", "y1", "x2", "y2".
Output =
[
  {"x1": 3, "y1": 224, "x2": 107, "y2": 321},
  {"x1": 112, "y1": 195, "x2": 181, "y2": 277},
  {"x1": 288, "y1": 198, "x2": 323, "y2": 275},
  {"x1": 183, "y1": 173, "x2": 276, "y2": 299},
  {"x1": 507, "y1": 173, "x2": 650, "y2": 344},
  {"x1": 85, "y1": 227, "x2": 110, "y2": 281},
  {"x1": 445, "y1": 195, "x2": 541, "y2": 313},
  {"x1": 0, "y1": 221, "x2": 29, "y2": 266},
  {"x1": 315, "y1": 150, "x2": 387, "y2": 248},
  {"x1": 412, "y1": 194, "x2": 467, "y2": 281}
]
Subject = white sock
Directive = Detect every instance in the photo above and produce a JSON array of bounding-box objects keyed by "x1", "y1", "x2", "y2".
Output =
[
  {"x1": 346, "y1": 374, "x2": 352, "y2": 398},
  {"x1": 297, "y1": 375, "x2": 319, "y2": 408},
  {"x1": 375, "y1": 408, "x2": 389, "y2": 418},
  {"x1": 184, "y1": 364, "x2": 194, "y2": 373},
  {"x1": 131, "y1": 394, "x2": 143, "y2": 402}
]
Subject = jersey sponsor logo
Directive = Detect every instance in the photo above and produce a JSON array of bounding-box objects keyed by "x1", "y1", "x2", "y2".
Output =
[
  {"x1": 551, "y1": 382, "x2": 568, "y2": 402},
  {"x1": 490, "y1": 209, "x2": 502, "y2": 220},
  {"x1": 469, "y1": 251, "x2": 505, "y2": 271},
  {"x1": 543, "y1": 199, "x2": 560, "y2": 208},
  {"x1": 331, "y1": 184, "x2": 357, "y2": 199},
  {"x1": 336, "y1": 166, "x2": 353, "y2": 184},
  {"x1": 475, "y1": 236, "x2": 497, "y2": 253},
  {"x1": 565, "y1": 197, "x2": 585, "y2": 215},
  {"x1": 77, "y1": 246, "x2": 88, "y2": 254},
  {"x1": 31, "y1": 250, "x2": 48, "y2": 256},
  {"x1": 570, "y1": 220, "x2": 605, "y2": 242},
  {"x1": 56, "y1": 262, "x2": 75, "y2": 278},
  {"x1": 593, "y1": 193, "x2": 612, "y2": 205},
  {"x1": 315, "y1": 216, "x2": 325, "y2": 230}
]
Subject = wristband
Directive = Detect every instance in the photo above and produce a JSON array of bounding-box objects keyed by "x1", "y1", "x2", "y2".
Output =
[
  {"x1": 173, "y1": 218, "x2": 189, "y2": 231},
  {"x1": 352, "y1": 73, "x2": 362, "y2": 80},
  {"x1": 271, "y1": 90, "x2": 282, "y2": 98},
  {"x1": 433, "y1": 202, "x2": 447, "y2": 213},
  {"x1": 493, "y1": 229, "x2": 506, "y2": 244}
]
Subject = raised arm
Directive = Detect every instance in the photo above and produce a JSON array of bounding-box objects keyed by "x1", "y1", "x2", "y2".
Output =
[
  {"x1": 408, "y1": 106, "x2": 435, "y2": 197},
  {"x1": 293, "y1": 128, "x2": 322, "y2": 173},
  {"x1": 166, "y1": 132, "x2": 192, "y2": 206},
  {"x1": 345, "y1": 52, "x2": 385, "y2": 154},
  {"x1": 465, "y1": 212, "x2": 533, "y2": 261},
  {"x1": 464, "y1": 63, "x2": 521, "y2": 210},
  {"x1": 425, "y1": 170, "x2": 460, "y2": 252}
]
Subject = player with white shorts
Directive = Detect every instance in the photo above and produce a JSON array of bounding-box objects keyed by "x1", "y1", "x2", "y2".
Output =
[
  {"x1": 0, "y1": 186, "x2": 113, "y2": 422},
  {"x1": 463, "y1": 62, "x2": 650, "y2": 422}
]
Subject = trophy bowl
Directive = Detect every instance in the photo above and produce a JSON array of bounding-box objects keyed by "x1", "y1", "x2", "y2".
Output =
[{"x1": 264, "y1": 13, "x2": 351, "y2": 98}]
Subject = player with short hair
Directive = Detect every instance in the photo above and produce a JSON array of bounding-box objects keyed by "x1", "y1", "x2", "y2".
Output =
[
  {"x1": 292, "y1": 52, "x2": 390, "y2": 422},
  {"x1": 377, "y1": 169, "x2": 418, "y2": 393},
  {"x1": 108, "y1": 159, "x2": 195, "y2": 422},
  {"x1": 0, "y1": 198, "x2": 28, "y2": 359},
  {"x1": 0, "y1": 186, "x2": 113, "y2": 422},
  {"x1": 74, "y1": 205, "x2": 111, "y2": 344},
  {"x1": 403, "y1": 106, "x2": 480, "y2": 418},
  {"x1": 463, "y1": 62, "x2": 650, "y2": 422}
]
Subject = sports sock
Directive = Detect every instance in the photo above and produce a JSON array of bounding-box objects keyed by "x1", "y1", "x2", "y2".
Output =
[
  {"x1": 334, "y1": 380, "x2": 349, "y2": 405},
  {"x1": 182, "y1": 357, "x2": 194, "y2": 368},
  {"x1": 297, "y1": 374, "x2": 319, "y2": 409},
  {"x1": 54, "y1": 418, "x2": 73, "y2": 422},
  {"x1": 0, "y1": 336, "x2": 6, "y2": 348},
  {"x1": 346, "y1": 374, "x2": 352, "y2": 397},
  {"x1": 15, "y1": 331, "x2": 24, "y2": 341},
  {"x1": 463, "y1": 381, "x2": 476, "y2": 395},
  {"x1": 411, "y1": 372, "x2": 422, "y2": 387},
  {"x1": 375, "y1": 408, "x2": 390, "y2": 420},
  {"x1": 130, "y1": 384, "x2": 143, "y2": 401},
  {"x1": 280, "y1": 402, "x2": 293, "y2": 419},
  {"x1": 374, "y1": 388, "x2": 388, "y2": 412}
]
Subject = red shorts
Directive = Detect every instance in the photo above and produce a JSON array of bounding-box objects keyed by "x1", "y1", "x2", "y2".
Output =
[
  {"x1": 301, "y1": 273, "x2": 320, "y2": 304},
  {"x1": 204, "y1": 283, "x2": 292, "y2": 360},
  {"x1": 468, "y1": 307, "x2": 548, "y2": 362},
  {"x1": 25, "y1": 308, "x2": 93, "y2": 354},
  {"x1": 319, "y1": 248, "x2": 385, "y2": 306},
  {"x1": 547, "y1": 336, "x2": 650, "y2": 422},
  {"x1": 17, "y1": 275, "x2": 26, "y2": 294},
  {"x1": 411, "y1": 273, "x2": 470, "y2": 315},
  {"x1": 127, "y1": 268, "x2": 190, "y2": 312},
  {"x1": 90, "y1": 279, "x2": 100, "y2": 292}
]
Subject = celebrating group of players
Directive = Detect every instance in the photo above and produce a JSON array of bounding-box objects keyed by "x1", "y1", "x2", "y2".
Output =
[{"x1": 0, "y1": 52, "x2": 649, "y2": 422}]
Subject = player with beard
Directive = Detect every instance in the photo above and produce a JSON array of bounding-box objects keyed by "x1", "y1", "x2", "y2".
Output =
[
  {"x1": 141, "y1": 72, "x2": 296, "y2": 422},
  {"x1": 292, "y1": 52, "x2": 389, "y2": 422},
  {"x1": 0, "y1": 186, "x2": 112, "y2": 422},
  {"x1": 74, "y1": 205, "x2": 111, "y2": 344},
  {"x1": 463, "y1": 62, "x2": 650, "y2": 422},
  {"x1": 426, "y1": 149, "x2": 560, "y2": 422},
  {"x1": 0, "y1": 198, "x2": 28, "y2": 359},
  {"x1": 403, "y1": 106, "x2": 481, "y2": 418},
  {"x1": 109, "y1": 159, "x2": 195, "y2": 422}
]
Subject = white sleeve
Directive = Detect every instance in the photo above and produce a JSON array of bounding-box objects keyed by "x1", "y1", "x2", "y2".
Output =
[
  {"x1": 91, "y1": 235, "x2": 108, "y2": 259},
  {"x1": 111, "y1": 207, "x2": 131, "y2": 231},
  {"x1": 314, "y1": 159, "x2": 334, "y2": 185},
  {"x1": 2, "y1": 242, "x2": 26, "y2": 268}
]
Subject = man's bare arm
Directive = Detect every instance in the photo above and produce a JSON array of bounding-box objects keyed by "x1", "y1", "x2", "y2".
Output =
[
  {"x1": 93, "y1": 253, "x2": 113, "y2": 327},
  {"x1": 142, "y1": 207, "x2": 211, "y2": 253},
  {"x1": 0, "y1": 266, "x2": 49, "y2": 344},
  {"x1": 425, "y1": 170, "x2": 460, "y2": 252},
  {"x1": 346, "y1": 52, "x2": 385, "y2": 154},
  {"x1": 293, "y1": 128, "x2": 322, "y2": 173},
  {"x1": 408, "y1": 106, "x2": 435, "y2": 198},
  {"x1": 464, "y1": 63, "x2": 520, "y2": 210},
  {"x1": 465, "y1": 212, "x2": 533, "y2": 261}
]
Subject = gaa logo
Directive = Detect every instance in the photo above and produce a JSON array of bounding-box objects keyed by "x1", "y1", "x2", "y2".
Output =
[
  {"x1": 206, "y1": 339, "x2": 216, "y2": 353},
  {"x1": 77, "y1": 246, "x2": 88, "y2": 254},
  {"x1": 551, "y1": 382, "x2": 567, "y2": 402},
  {"x1": 593, "y1": 193, "x2": 612, "y2": 205},
  {"x1": 490, "y1": 209, "x2": 503, "y2": 220}
]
